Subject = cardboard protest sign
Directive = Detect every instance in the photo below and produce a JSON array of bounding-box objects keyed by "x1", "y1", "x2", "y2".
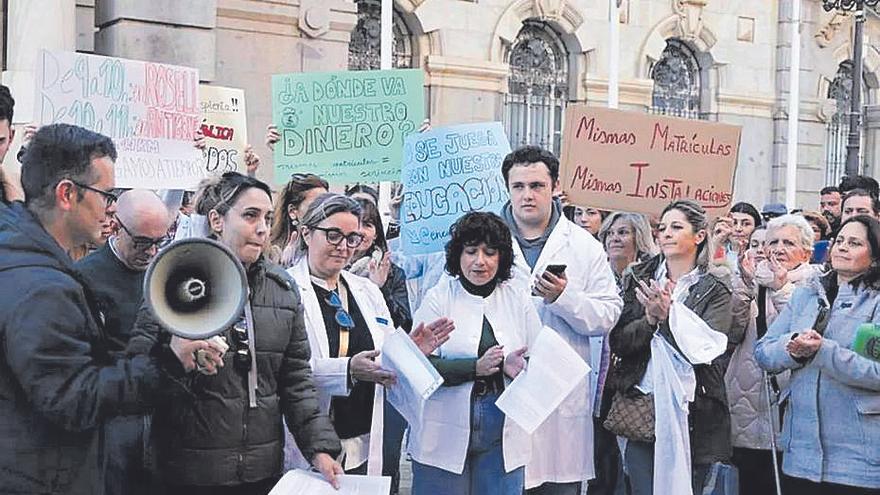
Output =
[
  {"x1": 35, "y1": 50, "x2": 203, "y2": 189},
  {"x1": 200, "y1": 85, "x2": 248, "y2": 176},
  {"x1": 401, "y1": 122, "x2": 510, "y2": 254},
  {"x1": 559, "y1": 106, "x2": 741, "y2": 217},
  {"x1": 271, "y1": 69, "x2": 424, "y2": 185}
]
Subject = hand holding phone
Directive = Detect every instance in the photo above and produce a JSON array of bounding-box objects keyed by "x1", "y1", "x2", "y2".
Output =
[{"x1": 543, "y1": 264, "x2": 567, "y2": 277}]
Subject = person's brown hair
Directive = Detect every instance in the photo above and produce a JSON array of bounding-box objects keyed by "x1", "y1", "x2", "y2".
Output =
[{"x1": 270, "y1": 173, "x2": 328, "y2": 248}]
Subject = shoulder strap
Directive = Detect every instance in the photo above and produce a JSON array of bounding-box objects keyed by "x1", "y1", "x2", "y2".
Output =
[{"x1": 756, "y1": 286, "x2": 769, "y2": 339}]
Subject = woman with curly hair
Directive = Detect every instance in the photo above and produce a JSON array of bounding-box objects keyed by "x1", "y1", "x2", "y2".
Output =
[{"x1": 409, "y1": 211, "x2": 542, "y2": 495}]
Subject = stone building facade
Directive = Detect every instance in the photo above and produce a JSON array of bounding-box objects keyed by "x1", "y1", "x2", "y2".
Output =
[{"x1": 4, "y1": 0, "x2": 880, "y2": 209}]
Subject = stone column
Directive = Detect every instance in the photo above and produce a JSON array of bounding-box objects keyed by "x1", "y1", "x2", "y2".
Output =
[
  {"x1": 2, "y1": 0, "x2": 77, "y2": 125},
  {"x1": 94, "y1": 0, "x2": 217, "y2": 81}
]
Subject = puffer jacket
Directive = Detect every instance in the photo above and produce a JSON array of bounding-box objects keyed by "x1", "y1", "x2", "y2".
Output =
[
  {"x1": 0, "y1": 202, "x2": 167, "y2": 494},
  {"x1": 128, "y1": 257, "x2": 341, "y2": 486},
  {"x1": 606, "y1": 254, "x2": 736, "y2": 464},
  {"x1": 725, "y1": 263, "x2": 818, "y2": 450}
]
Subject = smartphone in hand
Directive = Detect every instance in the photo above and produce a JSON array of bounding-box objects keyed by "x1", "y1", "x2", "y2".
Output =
[{"x1": 544, "y1": 264, "x2": 567, "y2": 276}]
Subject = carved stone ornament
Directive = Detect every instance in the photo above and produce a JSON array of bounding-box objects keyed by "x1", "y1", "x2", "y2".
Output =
[
  {"x1": 299, "y1": 0, "x2": 330, "y2": 39},
  {"x1": 672, "y1": 0, "x2": 707, "y2": 41},
  {"x1": 532, "y1": 0, "x2": 567, "y2": 20},
  {"x1": 816, "y1": 12, "x2": 849, "y2": 48}
]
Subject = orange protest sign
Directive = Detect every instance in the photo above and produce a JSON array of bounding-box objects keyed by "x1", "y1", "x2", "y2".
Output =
[{"x1": 559, "y1": 106, "x2": 741, "y2": 217}]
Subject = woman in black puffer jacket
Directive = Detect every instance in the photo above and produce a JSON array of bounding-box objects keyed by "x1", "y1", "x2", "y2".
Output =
[{"x1": 129, "y1": 173, "x2": 342, "y2": 495}]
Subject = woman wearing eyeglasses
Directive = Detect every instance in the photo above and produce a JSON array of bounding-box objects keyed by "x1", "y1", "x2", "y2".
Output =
[
  {"x1": 129, "y1": 172, "x2": 344, "y2": 495},
  {"x1": 285, "y1": 193, "x2": 453, "y2": 475}
]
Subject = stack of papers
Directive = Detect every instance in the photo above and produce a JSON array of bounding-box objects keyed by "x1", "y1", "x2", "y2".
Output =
[
  {"x1": 381, "y1": 327, "x2": 444, "y2": 426},
  {"x1": 269, "y1": 469, "x2": 391, "y2": 495},
  {"x1": 496, "y1": 326, "x2": 591, "y2": 433}
]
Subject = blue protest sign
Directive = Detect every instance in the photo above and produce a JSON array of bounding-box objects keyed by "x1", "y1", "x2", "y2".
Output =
[{"x1": 401, "y1": 122, "x2": 511, "y2": 255}]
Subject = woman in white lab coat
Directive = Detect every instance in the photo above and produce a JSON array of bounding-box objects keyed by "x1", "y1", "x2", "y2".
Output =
[
  {"x1": 410, "y1": 211, "x2": 542, "y2": 495},
  {"x1": 284, "y1": 193, "x2": 452, "y2": 475}
]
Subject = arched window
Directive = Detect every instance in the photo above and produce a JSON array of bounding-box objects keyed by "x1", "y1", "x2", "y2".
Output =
[
  {"x1": 650, "y1": 39, "x2": 701, "y2": 119},
  {"x1": 826, "y1": 61, "x2": 854, "y2": 185},
  {"x1": 503, "y1": 21, "x2": 569, "y2": 156},
  {"x1": 348, "y1": 0, "x2": 413, "y2": 71}
]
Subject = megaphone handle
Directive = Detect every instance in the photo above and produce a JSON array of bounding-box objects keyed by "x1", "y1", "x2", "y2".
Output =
[{"x1": 244, "y1": 300, "x2": 258, "y2": 409}]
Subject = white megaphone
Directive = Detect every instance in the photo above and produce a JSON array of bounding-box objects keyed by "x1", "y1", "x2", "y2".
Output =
[{"x1": 143, "y1": 238, "x2": 248, "y2": 340}]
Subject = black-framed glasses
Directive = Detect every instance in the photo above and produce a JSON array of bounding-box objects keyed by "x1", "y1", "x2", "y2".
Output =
[
  {"x1": 69, "y1": 180, "x2": 118, "y2": 207},
  {"x1": 231, "y1": 319, "x2": 251, "y2": 373},
  {"x1": 325, "y1": 291, "x2": 354, "y2": 329},
  {"x1": 310, "y1": 226, "x2": 365, "y2": 249},
  {"x1": 115, "y1": 216, "x2": 171, "y2": 250}
]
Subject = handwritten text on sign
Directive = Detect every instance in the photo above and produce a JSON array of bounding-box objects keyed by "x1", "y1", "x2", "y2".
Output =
[
  {"x1": 36, "y1": 50, "x2": 203, "y2": 189},
  {"x1": 401, "y1": 122, "x2": 510, "y2": 255},
  {"x1": 559, "y1": 106, "x2": 741, "y2": 216},
  {"x1": 200, "y1": 85, "x2": 248, "y2": 176},
  {"x1": 271, "y1": 69, "x2": 424, "y2": 185}
]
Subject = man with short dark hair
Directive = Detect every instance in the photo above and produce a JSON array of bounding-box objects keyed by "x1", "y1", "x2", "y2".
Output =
[
  {"x1": 839, "y1": 174, "x2": 880, "y2": 198},
  {"x1": 820, "y1": 185, "x2": 843, "y2": 234},
  {"x1": 498, "y1": 145, "x2": 622, "y2": 495},
  {"x1": 0, "y1": 84, "x2": 17, "y2": 204},
  {"x1": 841, "y1": 188, "x2": 880, "y2": 222},
  {"x1": 0, "y1": 124, "x2": 214, "y2": 494}
]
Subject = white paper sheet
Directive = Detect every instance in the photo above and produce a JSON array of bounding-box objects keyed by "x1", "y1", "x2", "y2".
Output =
[
  {"x1": 495, "y1": 326, "x2": 591, "y2": 433},
  {"x1": 269, "y1": 469, "x2": 392, "y2": 495},
  {"x1": 381, "y1": 328, "x2": 444, "y2": 426}
]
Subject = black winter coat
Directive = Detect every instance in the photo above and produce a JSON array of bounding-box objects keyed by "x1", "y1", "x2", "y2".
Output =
[
  {"x1": 606, "y1": 254, "x2": 734, "y2": 464},
  {"x1": 0, "y1": 202, "x2": 168, "y2": 494},
  {"x1": 128, "y1": 257, "x2": 341, "y2": 486}
]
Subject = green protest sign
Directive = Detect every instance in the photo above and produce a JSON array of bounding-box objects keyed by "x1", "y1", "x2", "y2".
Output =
[{"x1": 271, "y1": 69, "x2": 424, "y2": 185}]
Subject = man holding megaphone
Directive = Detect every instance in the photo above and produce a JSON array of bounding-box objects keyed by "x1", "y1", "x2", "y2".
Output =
[{"x1": 0, "y1": 124, "x2": 216, "y2": 494}]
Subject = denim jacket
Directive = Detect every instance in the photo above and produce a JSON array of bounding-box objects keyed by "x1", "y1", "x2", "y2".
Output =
[{"x1": 755, "y1": 277, "x2": 880, "y2": 488}]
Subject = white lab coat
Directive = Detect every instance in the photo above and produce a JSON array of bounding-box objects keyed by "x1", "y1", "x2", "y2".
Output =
[
  {"x1": 409, "y1": 276, "x2": 543, "y2": 474},
  {"x1": 285, "y1": 257, "x2": 388, "y2": 475},
  {"x1": 513, "y1": 217, "x2": 623, "y2": 488}
]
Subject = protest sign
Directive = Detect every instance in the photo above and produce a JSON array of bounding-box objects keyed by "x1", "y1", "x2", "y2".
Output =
[
  {"x1": 400, "y1": 122, "x2": 510, "y2": 255},
  {"x1": 35, "y1": 50, "x2": 203, "y2": 189},
  {"x1": 559, "y1": 106, "x2": 741, "y2": 216},
  {"x1": 271, "y1": 68, "x2": 424, "y2": 185},
  {"x1": 200, "y1": 85, "x2": 248, "y2": 176}
]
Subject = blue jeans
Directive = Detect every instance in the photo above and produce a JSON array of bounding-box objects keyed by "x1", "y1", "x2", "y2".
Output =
[{"x1": 412, "y1": 390, "x2": 524, "y2": 495}]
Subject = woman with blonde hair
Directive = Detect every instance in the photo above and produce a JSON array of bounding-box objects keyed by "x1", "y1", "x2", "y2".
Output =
[{"x1": 598, "y1": 212, "x2": 658, "y2": 284}]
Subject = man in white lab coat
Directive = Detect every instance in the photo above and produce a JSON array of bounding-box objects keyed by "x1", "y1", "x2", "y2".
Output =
[{"x1": 497, "y1": 145, "x2": 622, "y2": 495}]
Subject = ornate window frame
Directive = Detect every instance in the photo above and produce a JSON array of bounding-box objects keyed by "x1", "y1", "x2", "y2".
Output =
[
  {"x1": 348, "y1": 0, "x2": 414, "y2": 71},
  {"x1": 649, "y1": 38, "x2": 703, "y2": 119}
]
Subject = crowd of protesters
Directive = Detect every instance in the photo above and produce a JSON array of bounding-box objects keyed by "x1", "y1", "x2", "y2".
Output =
[{"x1": 2, "y1": 80, "x2": 880, "y2": 495}]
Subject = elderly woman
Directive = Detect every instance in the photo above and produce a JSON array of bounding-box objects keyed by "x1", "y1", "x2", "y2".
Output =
[
  {"x1": 129, "y1": 172, "x2": 343, "y2": 494},
  {"x1": 726, "y1": 214, "x2": 820, "y2": 495},
  {"x1": 285, "y1": 193, "x2": 451, "y2": 475},
  {"x1": 756, "y1": 215, "x2": 880, "y2": 494},
  {"x1": 605, "y1": 199, "x2": 737, "y2": 495},
  {"x1": 269, "y1": 173, "x2": 328, "y2": 267},
  {"x1": 598, "y1": 212, "x2": 658, "y2": 284},
  {"x1": 410, "y1": 211, "x2": 541, "y2": 495}
]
